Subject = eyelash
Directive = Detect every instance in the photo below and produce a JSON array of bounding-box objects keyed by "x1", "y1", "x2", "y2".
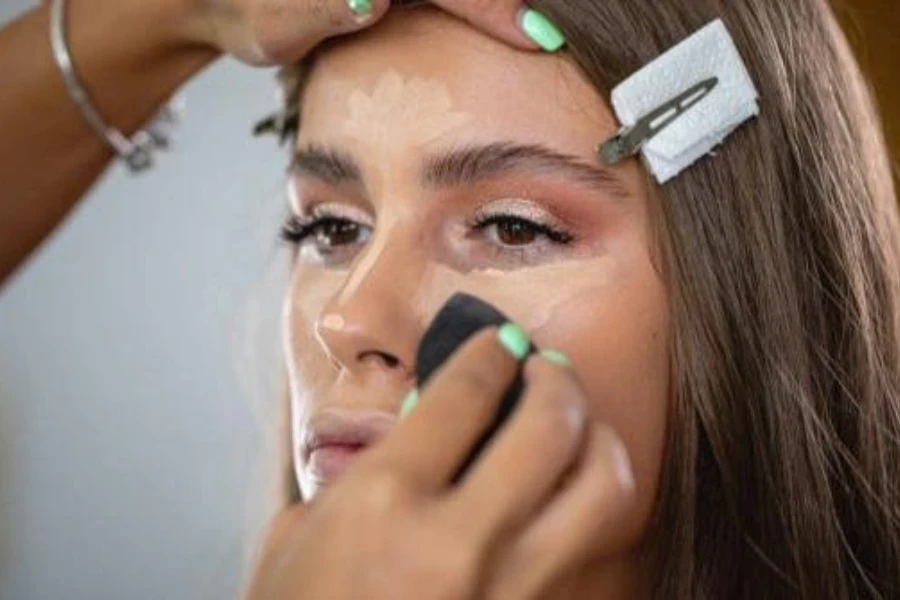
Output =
[
  {"x1": 468, "y1": 213, "x2": 574, "y2": 245},
  {"x1": 279, "y1": 209, "x2": 576, "y2": 262},
  {"x1": 280, "y1": 215, "x2": 333, "y2": 244},
  {"x1": 280, "y1": 206, "x2": 369, "y2": 242}
]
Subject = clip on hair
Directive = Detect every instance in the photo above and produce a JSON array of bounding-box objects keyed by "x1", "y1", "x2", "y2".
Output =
[
  {"x1": 597, "y1": 19, "x2": 760, "y2": 184},
  {"x1": 599, "y1": 78, "x2": 718, "y2": 165}
]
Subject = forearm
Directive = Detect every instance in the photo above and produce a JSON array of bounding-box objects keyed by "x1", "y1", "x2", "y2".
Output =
[{"x1": 0, "y1": 0, "x2": 219, "y2": 286}]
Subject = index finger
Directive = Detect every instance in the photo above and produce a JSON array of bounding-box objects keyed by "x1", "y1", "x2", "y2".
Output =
[
  {"x1": 394, "y1": 0, "x2": 566, "y2": 52},
  {"x1": 368, "y1": 326, "x2": 522, "y2": 491}
]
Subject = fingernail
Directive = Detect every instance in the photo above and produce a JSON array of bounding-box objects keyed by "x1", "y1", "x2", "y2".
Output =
[
  {"x1": 497, "y1": 322, "x2": 531, "y2": 361},
  {"x1": 400, "y1": 388, "x2": 419, "y2": 419},
  {"x1": 347, "y1": 0, "x2": 373, "y2": 17},
  {"x1": 539, "y1": 348, "x2": 571, "y2": 367},
  {"x1": 519, "y1": 8, "x2": 566, "y2": 52}
]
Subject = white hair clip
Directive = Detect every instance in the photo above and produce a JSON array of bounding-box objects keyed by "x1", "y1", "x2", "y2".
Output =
[{"x1": 598, "y1": 19, "x2": 760, "y2": 184}]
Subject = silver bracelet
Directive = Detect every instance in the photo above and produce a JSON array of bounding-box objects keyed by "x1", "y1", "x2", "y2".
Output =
[{"x1": 49, "y1": 0, "x2": 181, "y2": 173}]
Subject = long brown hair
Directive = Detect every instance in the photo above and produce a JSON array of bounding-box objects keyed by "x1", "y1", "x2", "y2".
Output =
[{"x1": 274, "y1": 0, "x2": 900, "y2": 597}]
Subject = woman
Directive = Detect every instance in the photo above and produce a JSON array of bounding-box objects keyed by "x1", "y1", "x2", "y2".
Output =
[{"x1": 2, "y1": 1, "x2": 899, "y2": 599}]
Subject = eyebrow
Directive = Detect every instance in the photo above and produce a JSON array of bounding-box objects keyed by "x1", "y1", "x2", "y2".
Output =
[
  {"x1": 291, "y1": 141, "x2": 631, "y2": 198},
  {"x1": 290, "y1": 145, "x2": 363, "y2": 186},
  {"x1": 423, "y1": 142, "x2": 631, "y2": 198}
]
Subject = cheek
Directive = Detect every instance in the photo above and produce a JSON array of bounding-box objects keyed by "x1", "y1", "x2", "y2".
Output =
[
  {"x1": 283, "y1": 269, "x2": 344, "y2": 395},
  {"x1": 535, "y1": 276, "x2": 670, "y2": 547}
]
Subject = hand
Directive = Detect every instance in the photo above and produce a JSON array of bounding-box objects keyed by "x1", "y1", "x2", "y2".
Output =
[
  {"x1": 187, "y1": 0, "x2": 545, "y2": 66},
  {"x1": 243, "y1": 328, "x2": 636, "y2": 600}
]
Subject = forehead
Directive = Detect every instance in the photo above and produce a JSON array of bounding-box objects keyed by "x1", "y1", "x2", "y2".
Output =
[{"x1": 298, "y1": 8, "x2": 618, "y2": 157}]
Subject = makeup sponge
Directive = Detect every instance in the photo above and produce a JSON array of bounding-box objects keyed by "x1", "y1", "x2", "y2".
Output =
[{"x1": 416, "y1": 293, "x2": 535, "y2": 483}]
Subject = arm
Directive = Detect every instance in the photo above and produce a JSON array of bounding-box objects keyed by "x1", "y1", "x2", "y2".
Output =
[
  {"x1": 0, "y1": 0, "x2": 217, "y2": 286},
  {"x1": 0, "y1": 0, "x2": 544, "y2": 288}
]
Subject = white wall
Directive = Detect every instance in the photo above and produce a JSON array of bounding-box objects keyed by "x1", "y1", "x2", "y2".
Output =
[{"x1": 0, "y1": 2, "x2": 290, "y2": 598}]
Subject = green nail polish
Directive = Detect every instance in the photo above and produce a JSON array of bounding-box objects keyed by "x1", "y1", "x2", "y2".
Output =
[
  {"x1": 400, "y1": 389, "x2": 419, "y2": 419},
  {"x1": 347, "y1": 0, "x2": 373, "y2": 16},
  {"x1": 497, "y1": 323, "x2": 531, "y2": 361},
  {"x1": 540, "y1": 348, "x2": 571, "y2": 367},
  {"x1": 520, "y1": 8, "x2": 566, "y2": 52}
]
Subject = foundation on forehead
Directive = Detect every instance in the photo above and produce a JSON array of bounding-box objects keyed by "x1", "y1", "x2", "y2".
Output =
[{"x1": 341, "y1": 70, "x2": 473, "y2": 153}]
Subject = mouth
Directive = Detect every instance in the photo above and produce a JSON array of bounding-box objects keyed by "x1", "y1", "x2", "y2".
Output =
[{"x1": 302, "y1": 410, "x2": 397, "y2": 485}]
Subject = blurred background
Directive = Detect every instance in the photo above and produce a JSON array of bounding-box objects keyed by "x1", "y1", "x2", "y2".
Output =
[
  {"x1": 0, "y1": 1, "x2": 897, "y2": 599},
  {"x1": 0, "y1": 2, "x2": 289, "y2": 598}
]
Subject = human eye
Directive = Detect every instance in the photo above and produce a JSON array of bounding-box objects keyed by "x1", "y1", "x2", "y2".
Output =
[
  {"x1": 471, "y1": 213, "x2": 574, "y2": 246},
  {"x1": 466, "y1": 199, "x2": 575, "y2": 265},
  {"x1": 281, "y1": 203, "x2": 372, "y2": 266}
]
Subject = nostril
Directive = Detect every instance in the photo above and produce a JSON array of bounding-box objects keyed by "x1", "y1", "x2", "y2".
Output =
[{"x1": 358, "y1": 350, "x2": 401, "y2": 369}]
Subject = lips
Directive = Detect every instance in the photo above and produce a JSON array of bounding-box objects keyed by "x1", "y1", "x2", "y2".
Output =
[{"x1": 303, "y1": 410, "x2": 397, "y2": 484}]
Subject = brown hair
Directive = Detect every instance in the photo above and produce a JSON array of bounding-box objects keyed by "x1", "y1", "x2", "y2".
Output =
[{"x1": 274, "y1": 0, "x2": 900, "y2": 597}]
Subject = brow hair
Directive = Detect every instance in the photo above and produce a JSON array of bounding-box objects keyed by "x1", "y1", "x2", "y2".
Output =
[
  {"x1": 423, "y1": 142, "x2": 631, "y2": 197},
  {"x1": 290, "y1": 145, "x2": 362, "y2": 186},
  {"x1": 292, "y1": 141, "x2": 632, "y2": 198}
]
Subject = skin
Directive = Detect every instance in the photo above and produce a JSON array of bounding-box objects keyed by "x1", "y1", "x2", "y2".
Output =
[
  {"x1": 0, "y1": 0, "x2": 533, "y2": 286},
  {"x1": 280, "y1": 7, "x2": 670, "y2": 598}
]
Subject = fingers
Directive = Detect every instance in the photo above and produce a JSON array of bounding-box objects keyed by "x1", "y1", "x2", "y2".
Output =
[
  {"x1": 431, "y1": 0, "x2": 566, "y2": 52},
  {"x1": 227, "y1": 0, "x2": 392, "y2": 65},
  {"x1": 368, "y1": 327, "x2": 520, "y2": 491},
  {"x1": 281, "y1": 0, "x2": 392, "y2": 54},
  {"x1": 323, "y1": 0, "x2": 392, "y2": 33},
  {"x1": 450, "y1": 356, "x2": 588, "y2": 541},
  {"x1": 490, "y1": 423, "x2": 636, "y2": 600}
]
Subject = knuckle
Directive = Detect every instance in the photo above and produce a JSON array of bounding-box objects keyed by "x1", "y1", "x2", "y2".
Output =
[
  {"x1": 450, "y1": 364, "x2": 500, "y2": 399},
  {"x1": 461, "y1": 0, "x2": 500, "y2": 18},
  {"x1": 307, "y1": 0, "x2": 346, "y2": 28},
  {"x1": 533, "y1": 377, "x2": 586, "y2": 440},
  {"x1": 353, "y1": 469, "x2": 408, "y2": 514}
]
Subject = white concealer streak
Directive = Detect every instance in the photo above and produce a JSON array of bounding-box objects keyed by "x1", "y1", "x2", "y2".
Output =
[
  {"x1": 471, "y1": 259, "x2": 614, "y2": 333},
  {"x1": 338, "y1": 218, "x2": 392, "y2": 305},
  {"x1": 320, "y1": 313, "x2": 346, "y2": 332},
  {"x1": 416, "y1": 257, "x2": 616, "y2": 337},
  {"x1": 284, "y1": 269, "x2": 345, "y2": 397},
  {"x1": 342, "y1": 70, "x2": 473, "y2": 154},
  {"x1": 285, "y1": 272, "x2": 341, "y2": 499},
  {"x1": 332, "y1": 71, "x2": 473, "y2": 305}
]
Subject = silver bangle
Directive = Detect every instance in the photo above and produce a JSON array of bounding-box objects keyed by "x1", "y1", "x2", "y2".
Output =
[{"x1": 49, "y1": 0, "x2": 181, "y2": 173}]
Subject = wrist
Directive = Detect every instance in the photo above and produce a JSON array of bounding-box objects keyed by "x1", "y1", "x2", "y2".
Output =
[
  {"x1": 58, "y1": 0, "x2": 219, "y2": 142},
  {"x1": 159, "y1": 0, "x2": 222, "y2": 53},
  {"x1": 141, "y1": 0, "x2": 223, "y2": 57}
]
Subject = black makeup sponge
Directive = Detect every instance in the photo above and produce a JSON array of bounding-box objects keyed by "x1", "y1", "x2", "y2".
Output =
[{"x1": 415, "y1": 293, "x2": 535, "y2": 483}]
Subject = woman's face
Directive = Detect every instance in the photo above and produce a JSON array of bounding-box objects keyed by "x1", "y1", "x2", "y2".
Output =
[{"x1": 284, "y1": 7, "x2": 670, "y2": 560}]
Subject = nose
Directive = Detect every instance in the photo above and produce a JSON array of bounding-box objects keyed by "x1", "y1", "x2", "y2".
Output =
[{"x1": 315, "y1": 234, "x2": 424, "y2": 384}]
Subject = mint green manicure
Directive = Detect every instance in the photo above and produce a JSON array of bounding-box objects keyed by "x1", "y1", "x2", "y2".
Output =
[
  {"x1": 400, "y1": 388, "x2": 419, "y2": 419},
  {"x1": 540, "y1": 348, "x2": 571, "y2": 367},
  {"x1": 497, "y1": 323, "x2": 531, "y2": 361},
  {"x1": 520, "y1": 8, "x2": 566, "y2": 52},
  {"x1": 347, "y1": 0, "x2": 373, "y2": 17}
]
